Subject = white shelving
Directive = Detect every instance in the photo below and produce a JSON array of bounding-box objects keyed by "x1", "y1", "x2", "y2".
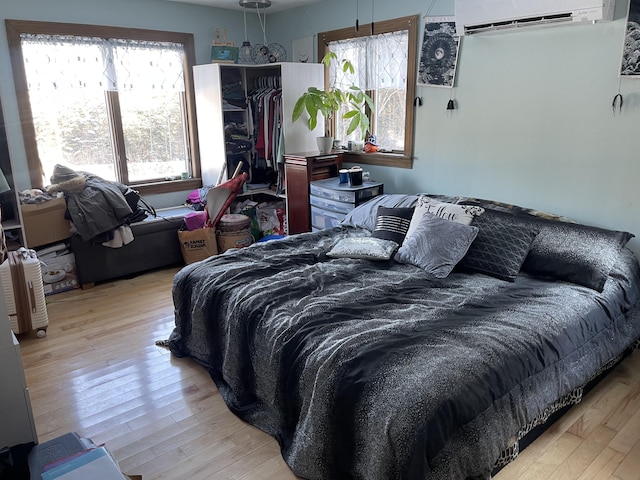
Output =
[
  {"x1": 0, "y1": 94, "x2": 25, "y2": 250},
  {"x1": 192, "y1": 62, "x2": 324, "y2": 188}
]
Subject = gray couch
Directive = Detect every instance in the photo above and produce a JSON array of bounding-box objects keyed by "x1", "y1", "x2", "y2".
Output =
[{"x1": 70, "y1": 206, "x2": 192, "y2": 288}]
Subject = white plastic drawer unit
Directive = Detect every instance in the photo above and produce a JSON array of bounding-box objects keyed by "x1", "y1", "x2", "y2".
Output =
[
  {"x1": 311, "y1": 206, "x2": 346, "y2": 230},
  {"x1": 309, "y1": 177, "x2": 384, "y2": 230},
  {"x1": 310, "y1": 178, "x2": 384, "y2": 205},
  {"x1": 309, "y1": 195, "x2": 354, "y2": 215}
]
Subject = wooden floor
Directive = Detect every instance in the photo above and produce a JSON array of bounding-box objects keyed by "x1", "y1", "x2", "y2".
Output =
[{"x1": 16, "y1": 267, "x2": 640, "y2": 480}]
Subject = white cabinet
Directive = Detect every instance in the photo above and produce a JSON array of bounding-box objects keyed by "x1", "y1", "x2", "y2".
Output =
[
  {"x1": 193, "y1": 62, "x2": 324, "y2": 187},
  {"x1": 0, "y1": 95, "x2": 25, "y2": 250},
  {"x1": 0, "y1": 294, "x2": 38, "y2": 450}
]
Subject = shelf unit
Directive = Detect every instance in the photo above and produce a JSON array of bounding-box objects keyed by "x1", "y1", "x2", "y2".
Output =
[
  {"x1": 0, "y1": 94, "x2": 25, "y2": 250},
  {"x1": 192, "y1": 62, "x2": 324, "y2": 189}
]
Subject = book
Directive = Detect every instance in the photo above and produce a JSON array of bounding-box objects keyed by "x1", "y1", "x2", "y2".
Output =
[{"x1": 42, "y1": 446, "x2": 125, "y2": 480}]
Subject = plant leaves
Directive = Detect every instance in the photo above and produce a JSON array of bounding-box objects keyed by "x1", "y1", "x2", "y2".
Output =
[
  {"x1": 346, "y1": 114, "x2": 361, "y2": 136},
  {"x1": 292, "y1": 95, "x2": 306, "y2": 122}
]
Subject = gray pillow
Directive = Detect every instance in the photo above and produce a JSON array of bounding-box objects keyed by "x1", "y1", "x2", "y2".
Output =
[
  {"x1": 460, "y1": 214, "x2": 539, "y2": 281},
  {"x1": 327, "y1": 237, "x2": 399, "y2": 260},
  {"x1": 478, "y1": 209, "x2": 633, "y2": 291},
  {"x1": 395, "y1": 213, "x2": 479, "y2": 278},
  {"x1": 341, "y1": 194, "x2": 418, "y2": 231}
]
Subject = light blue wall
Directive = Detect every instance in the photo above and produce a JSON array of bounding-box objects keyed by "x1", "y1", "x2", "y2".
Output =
[
  {"x1": 1, "y1": 0, "x2": 640, "y2": 254},
  {"x1": 272, "y1": 0, "x2": 640, "y2": 255}
]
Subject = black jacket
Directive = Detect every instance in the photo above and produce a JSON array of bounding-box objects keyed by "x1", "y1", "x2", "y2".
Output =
[{"x1": 47, "y1": 165, "x2": 133, "y2": 242}]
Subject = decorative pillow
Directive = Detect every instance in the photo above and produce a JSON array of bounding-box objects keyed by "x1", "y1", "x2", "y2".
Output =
[
  {"x1": 478, "y1": 209, "x2": 633, "y2": 291},
  {"x1": 371, "y1": 206, "x2": 414, "y2": 245},
  {"x1": 406, "y1": 196, "x2": 484, "y2": 239},
  {"x1": 459, "y1": 214, "x2": 539, "y2": 281},
  {"x1": 341, "y1": 194, "x2": 418, "y2": 231},
  {"x1": 395, "y1": 212, "x2": 479, "y2": 278},
  {"x1": 327, "y1": 236, "x2": 399, "y2": 261},
  {"x1": 457, "y1": 197, "x2": 577, "y2": 223}
]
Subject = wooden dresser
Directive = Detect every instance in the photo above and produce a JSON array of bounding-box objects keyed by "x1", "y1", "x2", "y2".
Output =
[{"x1": 284, "y1": 151, "x2": 343, "y2": 234}]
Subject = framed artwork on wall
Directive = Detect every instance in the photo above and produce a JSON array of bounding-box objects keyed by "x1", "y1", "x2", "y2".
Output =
[
  {"x1": 292, "y1": 36, "x2": 314, "y2": 63},
  {"x1": 418, "y1": 16, "x2": 460, "y2": 87},
  {"x1": 621, "y1": 0, "x2": 640, "y2": 76}
]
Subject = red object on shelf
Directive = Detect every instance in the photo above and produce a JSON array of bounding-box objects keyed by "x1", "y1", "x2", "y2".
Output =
[{"x1": 205, "y1": 172, "x2": 249, "y2": 228}]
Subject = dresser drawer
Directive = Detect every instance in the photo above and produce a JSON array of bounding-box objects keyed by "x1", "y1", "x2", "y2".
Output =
[
  {"x1": 311, "y1": 206, "x2": 346, "y2": 230},
  {"x1": 309, "y1": 195, "x2": 354, "y2": 215},
  {"x1": 310, "y1": 178, "x2": 383, "y2": 205}
]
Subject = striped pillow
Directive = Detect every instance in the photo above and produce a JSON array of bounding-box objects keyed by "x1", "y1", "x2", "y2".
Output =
[{"x1": 371, "y1": 206, "x2": 414, "y2": 245}]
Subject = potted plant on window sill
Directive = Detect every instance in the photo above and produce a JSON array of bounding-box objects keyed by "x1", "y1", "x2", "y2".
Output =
[{"x1": 292, "y1": 52, "x2": 374, "y2": 154}]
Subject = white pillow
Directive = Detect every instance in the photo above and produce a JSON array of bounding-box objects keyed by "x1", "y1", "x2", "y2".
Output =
[
  {"x1": 405, "y1": 196, "x2": 484, "y2": 239},
  {"x1": 327, "y1": 237, "x2": 399, "y2": 260}
]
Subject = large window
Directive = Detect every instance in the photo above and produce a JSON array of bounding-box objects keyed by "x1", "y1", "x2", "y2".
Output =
[
  {"x1": 5, "y1": 20, "x2": 200, "y2": 193},
  {"x1": 319, "y1": 16, "x2": 419, "y2": 168}
]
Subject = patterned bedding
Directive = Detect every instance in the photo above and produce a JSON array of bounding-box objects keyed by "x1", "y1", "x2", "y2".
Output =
[{"x1": 168, "y1": 223, "x2": 640, "y2": 480}]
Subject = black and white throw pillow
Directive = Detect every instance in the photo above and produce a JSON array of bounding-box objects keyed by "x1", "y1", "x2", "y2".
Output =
[{"x1": 371, "y1": 206, "x2": 414, "y2": 245}]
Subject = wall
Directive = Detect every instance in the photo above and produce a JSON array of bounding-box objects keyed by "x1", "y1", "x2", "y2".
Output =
[
  {"x1": 271, "y1": 0, "x2": 640, "y2": 254},
  {"x1": 0, "y1": 0, "x2": 254, "y2": 207}
]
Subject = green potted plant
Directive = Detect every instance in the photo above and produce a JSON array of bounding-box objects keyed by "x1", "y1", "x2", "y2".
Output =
[{"x1": 292, "y1": 52, "x2": 374, "y2": 154}]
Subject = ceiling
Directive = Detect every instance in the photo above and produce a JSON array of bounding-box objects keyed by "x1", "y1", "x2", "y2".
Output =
[{"x1": 164, "y1": 0, "x2": 323, "y2": 14}]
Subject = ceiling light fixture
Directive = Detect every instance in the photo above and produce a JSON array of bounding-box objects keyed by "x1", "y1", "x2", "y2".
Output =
[
  {"x1": 238, "y1": 0, "x2": 287, "y2": 64},
  {"x1": 239, "y1": 0, "x2": 271, "y2": 7},
  {"x1": 240, "y1": 4, "x2": 252, "y2": 63},
  {"x1": 239, "y1": 0, "x2": 272, "y2": 64}
]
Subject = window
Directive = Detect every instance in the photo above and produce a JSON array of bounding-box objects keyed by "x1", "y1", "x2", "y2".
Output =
[
  {"x1": 5, "y1": 20, "x2": 200, "y2": 194},
  {"x1": 319, "y1": 16, "x2": 419, "y2": 169}
]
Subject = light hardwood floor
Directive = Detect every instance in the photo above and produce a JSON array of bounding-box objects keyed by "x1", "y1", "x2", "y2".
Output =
[{"x1": 16, "y1": 267, "x2": 640, "y2": 480}]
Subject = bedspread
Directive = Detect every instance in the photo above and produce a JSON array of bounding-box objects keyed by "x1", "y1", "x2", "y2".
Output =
[{"x1": 169, "y1": 226, "x2": 640, "y2": 480}]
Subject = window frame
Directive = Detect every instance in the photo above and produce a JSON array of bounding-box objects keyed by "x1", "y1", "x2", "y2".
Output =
[
  {"x1": 5, "y1": 19, "x2": 201, "y2": 195},
  {"x1": 318, "y1": 15, "x2": 419, "y2": 169}
]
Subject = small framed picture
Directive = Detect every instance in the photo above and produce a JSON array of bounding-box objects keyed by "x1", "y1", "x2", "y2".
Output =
[{"x1": 211, "y1": 46, "x2": 239, "y2": 64}]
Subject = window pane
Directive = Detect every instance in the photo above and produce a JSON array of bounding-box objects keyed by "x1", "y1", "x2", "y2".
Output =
[
  {"x1": 21, "y1": 34, "x2": 189, "y2": 185},
  {"x1": 113, "y1": 42, "x2": 188, "y2": 182},
  {"x1": 31, "y1": 89, "x2": 115, "y2": 182},
  {"x1": 21, "y1": 40, "x2": 116, "y2": 182},
  {"x1": 330, "y1": 31, "x2": 408, "y2": 152},
  {"x1": 120, "y1": 90, "x2": 189, "y2": 182},
  {"x1": 374, "y1": 88, "x2": 406, "y2": 151}
]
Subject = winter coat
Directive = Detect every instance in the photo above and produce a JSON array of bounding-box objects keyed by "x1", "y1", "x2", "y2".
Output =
[{"x1": 47, "y1": 164, "x2": 133, "y2": 242}]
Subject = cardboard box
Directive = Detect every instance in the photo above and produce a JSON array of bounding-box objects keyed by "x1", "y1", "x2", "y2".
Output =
[
  {"x1": 40, "y1": 252, "x2": 79, "y2": 296},
  {"x1": 21, "y1": 197, "x2": 71, "y2": 248}
]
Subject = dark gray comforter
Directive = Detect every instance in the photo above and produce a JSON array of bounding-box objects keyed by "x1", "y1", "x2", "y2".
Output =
[{"x1": 169, "y1": 226, "x2": 640, "y2": 480}]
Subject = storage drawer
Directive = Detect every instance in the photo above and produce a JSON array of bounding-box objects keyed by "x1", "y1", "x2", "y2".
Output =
[
  {"x1": 309, "y1": 195, "x2": 354, "y2": 215},
  {"x1": 310, "y1": 179, "x2": 383, "y2": 204},
  {"x1": 311, "y1": 206, "x2": 346, "y2": 230}
]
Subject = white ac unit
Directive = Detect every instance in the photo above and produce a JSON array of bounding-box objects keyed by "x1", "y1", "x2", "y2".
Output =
[{"x1": 455, "y1": 0, "x2": 616, "y2": 36}]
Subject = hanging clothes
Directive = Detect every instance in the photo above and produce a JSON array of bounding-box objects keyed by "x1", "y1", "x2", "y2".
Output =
[{"x1": 248, "y1": 75, "x2": 283, "y2": 171}]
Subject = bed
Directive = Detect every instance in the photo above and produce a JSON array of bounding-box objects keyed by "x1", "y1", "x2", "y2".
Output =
[{"x1": 168, "y1": 193, "x2": 640, "y2": 480}]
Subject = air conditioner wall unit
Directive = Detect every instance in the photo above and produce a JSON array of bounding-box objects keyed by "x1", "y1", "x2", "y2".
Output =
[{"x1": 455, "y1": 0, "x2": 616, "y2": 36}]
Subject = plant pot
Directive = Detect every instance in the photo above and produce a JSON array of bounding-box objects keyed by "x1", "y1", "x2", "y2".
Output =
[{"x1": 316, "y1": 136, "x2": 334, "y2": 154}]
